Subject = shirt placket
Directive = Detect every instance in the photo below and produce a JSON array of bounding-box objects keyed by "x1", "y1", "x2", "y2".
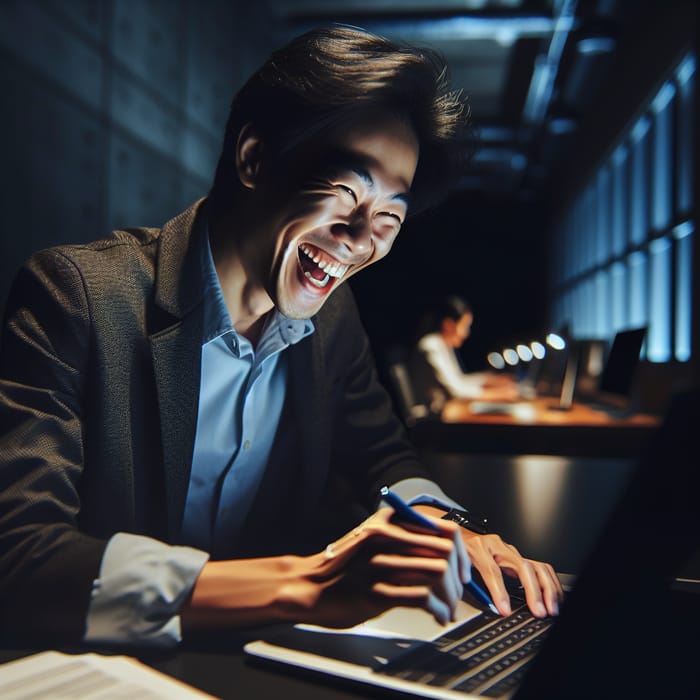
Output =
[{"x1": 212, "y1": 353, "x2": 275, "y2": 552}]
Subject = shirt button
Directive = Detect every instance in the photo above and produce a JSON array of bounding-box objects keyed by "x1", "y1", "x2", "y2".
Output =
[{"x1": 243, "y1": 440, "x2": 251, "y2": 450}]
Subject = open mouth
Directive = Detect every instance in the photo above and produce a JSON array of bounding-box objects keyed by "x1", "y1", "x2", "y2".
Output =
[{"x1": 297, "y1": 243, "x2": 350, "y2": 291}]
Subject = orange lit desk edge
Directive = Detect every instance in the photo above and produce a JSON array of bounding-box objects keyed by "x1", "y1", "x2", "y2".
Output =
[{"x1": 440, "y1": 397, "x2": 661, "y2": 427}]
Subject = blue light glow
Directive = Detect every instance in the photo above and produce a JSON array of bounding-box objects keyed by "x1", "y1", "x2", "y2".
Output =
[{"x1": 648, "y1": 238, "x2": 672, "y2": 362}]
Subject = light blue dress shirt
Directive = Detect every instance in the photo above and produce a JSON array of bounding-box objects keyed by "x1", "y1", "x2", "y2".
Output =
[
  {"x1": 84, "y1": 226, "x2": 460, "y2": 647},
  {"x1": 181, "y1": 236, "x2": 314, "y2": 554},
  {"x1": 85, "y1": 230, "x2": 312, "y2": 646}
]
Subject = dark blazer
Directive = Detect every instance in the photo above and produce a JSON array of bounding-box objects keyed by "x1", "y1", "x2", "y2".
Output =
[{"x1": 0, "y1": 199, "x2": 427, "y2": 643}]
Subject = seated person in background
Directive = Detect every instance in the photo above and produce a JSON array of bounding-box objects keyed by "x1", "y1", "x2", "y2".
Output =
[
  {"x1": 410, "y1": 295, "x2": 520, "y2": 411},
  {"x1": 0, "y1": 26, "x2": 561, "y2": 649}
]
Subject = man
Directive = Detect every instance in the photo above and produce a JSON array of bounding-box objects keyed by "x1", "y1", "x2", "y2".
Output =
[{"x1": 0, "y1": 26, "x2": 561, "y2": 648}]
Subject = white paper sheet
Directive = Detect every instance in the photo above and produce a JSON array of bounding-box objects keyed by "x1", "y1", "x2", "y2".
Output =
[{"x1": 0, "y1": 650, "x2": 218, "y2": 699}]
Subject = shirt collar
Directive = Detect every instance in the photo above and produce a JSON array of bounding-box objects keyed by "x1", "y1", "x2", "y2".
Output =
[{"x1": 199, "y1": 224, "x2": 314, "y2": 351}]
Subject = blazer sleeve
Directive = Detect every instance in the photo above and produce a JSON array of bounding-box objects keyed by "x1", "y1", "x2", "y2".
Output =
[
  {"x1": 321, "y1": 287, "x2": 431, "y2": 511},
  {"x1": 0, "y1": 249, "x2": 107, "y2": 644}
]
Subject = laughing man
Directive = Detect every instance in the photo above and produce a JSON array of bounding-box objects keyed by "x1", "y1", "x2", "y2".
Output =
[{"x1": 0, "y1": 25, "x2": 562, "y2": 647}]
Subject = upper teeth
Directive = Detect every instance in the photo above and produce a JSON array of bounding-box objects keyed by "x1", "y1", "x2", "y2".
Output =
[{"x1": 300, "y1": 244, "x2": 349, "y2": 279}]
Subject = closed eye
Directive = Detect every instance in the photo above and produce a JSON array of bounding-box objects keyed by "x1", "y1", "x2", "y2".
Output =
[{"x1": 336, "y1": 184, "x2": 357, "y2": 203}]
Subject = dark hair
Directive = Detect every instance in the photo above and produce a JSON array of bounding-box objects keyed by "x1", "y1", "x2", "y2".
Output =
[
  {"x1": 209, "y1": 25, "x2": 472, "y2": 217},
  {"x1": 437, "y1": 295, "x2": 472, "y2": 321},
  {"x1": 414, "y1": 295, "x2": 472, "y2": 338}
]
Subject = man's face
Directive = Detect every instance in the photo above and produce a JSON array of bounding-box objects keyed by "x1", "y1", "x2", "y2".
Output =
[{"x1": 258, "y1": 114, "x2": 419, "y2": 319}]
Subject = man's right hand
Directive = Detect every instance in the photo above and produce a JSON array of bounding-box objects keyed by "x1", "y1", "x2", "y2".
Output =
[{"x1": 181, "y1": 508, "x2": 470, "y2": 632}]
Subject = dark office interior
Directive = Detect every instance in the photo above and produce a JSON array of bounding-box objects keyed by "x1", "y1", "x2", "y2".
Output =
[
  {"x1": 1, "y1": 0, "x2": 698, "y2": 400},
  {"x1": 0, "y1": 0, "x2": 698, "y2": 697}
]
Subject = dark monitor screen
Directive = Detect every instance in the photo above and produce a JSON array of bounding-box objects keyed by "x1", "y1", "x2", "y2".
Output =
[{"x1": 598, "y1": 327, "x2": 647, "y2": 398}]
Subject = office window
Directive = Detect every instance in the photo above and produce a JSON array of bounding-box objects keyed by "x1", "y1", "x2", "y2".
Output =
[
  {"x1": 651, "y1": 82, "x2": 674, "y2": 233},
  {"x1": 648, "y1": 237, "x2": 672, "y2": 362},
  {"x1": 628, "y1": 251, "x2": 648, "y2": 332},
  {"x1": 594, "y1": 269, "x2": 610, "y2": 338},
  {"x1": 610, "y1": 261, "x2": 626, "y2": 331},
  {"x1": 674, "y1": 222, "x2": 694, "y2": 361},
  {"x1": 550, "y1": 51, "x2": 694, "y2": 363},
  {"x1": 584, "y1": 275, "x2": 595, "y2": 337},
  {"x1": 596, "y1": 166, "x2": 611, "y2": 266},
  {"x1": 611, "y1": 145, "x2": 629, "y2": 257},
  {"x1": 676, "y1": 54, "x2": 696, "y2": 215},
  {"x1": 629, "y1": 116, "x2": 650, "y2": 247}
]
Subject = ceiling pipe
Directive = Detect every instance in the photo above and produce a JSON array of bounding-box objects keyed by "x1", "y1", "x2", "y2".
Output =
[{"x1": 522, "y1": 0, "x2": 578, "y2": 124}]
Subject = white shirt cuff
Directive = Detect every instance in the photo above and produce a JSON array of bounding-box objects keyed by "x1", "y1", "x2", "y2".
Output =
[{"x1": 84, "y1": 533, "x2": 209, "y2": 648}]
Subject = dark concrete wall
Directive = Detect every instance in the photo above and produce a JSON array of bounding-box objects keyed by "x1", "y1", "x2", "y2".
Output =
[{"x1": 0, "y1": 0, "x2": 271, "y2": 315}]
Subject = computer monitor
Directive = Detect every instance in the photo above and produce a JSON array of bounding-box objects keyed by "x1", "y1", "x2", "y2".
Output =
[{"x1": 597, "y1": 326, "x2": 647, "y2": 405}]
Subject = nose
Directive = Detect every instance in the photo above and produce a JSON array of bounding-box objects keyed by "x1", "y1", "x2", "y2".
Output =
[{"x1": 330, "y1": 211, "x2": 373, "y2": 256}]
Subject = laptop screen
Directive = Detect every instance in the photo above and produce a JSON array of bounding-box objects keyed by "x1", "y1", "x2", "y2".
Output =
[{"x1": 597, "y1": 326, "x2": 646, "y2": 399}]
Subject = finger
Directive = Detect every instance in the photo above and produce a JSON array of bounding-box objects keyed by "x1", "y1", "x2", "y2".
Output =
[
  {"x1": 406, "y1": 508, "x2": 472, "y2": 584},
  {"x1": 370, "y1": 553, "x2": 463, "y2": 618},
  {"x1": 511, "y1": 559, "x2": 549, "y2": 618},
  {"x1": 372, "y1": 518, "x2": 461, "y2": 562},
  {"x1": 532, "y1": 561, "x2": 564, "y2": 616},
  {"x1": 466, "y1": 536, "x2": 513, "y2": 615},
  {"x1": 372, "y1": 582, "x2": 452, "y2": 626},
  {"x1": 444, "y1": 520, "x2": 472, "y2": 584},
  {"x1": 494, "y1": 547, "x2": 556, "y2": 619},
  {"x1": 382, "y1": 519, "x2": 469, "y2": 607},
  {"x1": 470, "y1": 536, "x2": 557, "y2": 619}
]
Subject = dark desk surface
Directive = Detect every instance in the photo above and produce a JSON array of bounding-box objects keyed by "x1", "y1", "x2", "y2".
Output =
[
  {"x1": 2, "y1": 450, "x2": 697, "y2": 700},
  {"x1": 0, "y1": 642, "x2": 402, "y2": 700},
  {"x1": 409, "y1": 397, "x2": 661, "y2": 457}
]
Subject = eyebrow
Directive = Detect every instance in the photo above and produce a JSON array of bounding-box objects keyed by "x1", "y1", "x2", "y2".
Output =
[{"x1": 320, "y1": 150, "x2": 412, "y2": 207}]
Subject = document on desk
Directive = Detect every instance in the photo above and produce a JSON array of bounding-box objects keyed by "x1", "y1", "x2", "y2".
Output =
[
  {"x1": 468, "y1": 401, "x2": 537, "y2": 420},
  {"x1": 0, "y1": 650, "x2": 218, "y2": 699}
]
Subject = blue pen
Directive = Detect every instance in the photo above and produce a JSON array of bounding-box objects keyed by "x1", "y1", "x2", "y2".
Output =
[{"x1": 380, "y1": 486, "x2": 499, "y2": 615}]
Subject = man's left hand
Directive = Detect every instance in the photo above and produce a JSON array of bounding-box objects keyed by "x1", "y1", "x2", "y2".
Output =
[{"x1": 413, "y1": 505, "x2": 563, "y2": 618}]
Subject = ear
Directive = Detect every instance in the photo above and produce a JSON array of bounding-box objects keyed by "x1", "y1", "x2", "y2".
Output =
[
  {"x1": 441, "y1": 318, "x2": 455, "y2": 335},
  {"x1": 236, "y1": 123, "x2": 264, "y2": 189}
]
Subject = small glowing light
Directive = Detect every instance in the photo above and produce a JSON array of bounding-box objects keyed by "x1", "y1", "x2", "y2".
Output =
[
  {"x1": 487, "y1": 352, "x2": 506, "y2": 370},
  {"x1": 530, "y1": 341, "x2": 546, "y2": 359},
  {"x1": 546, "y1": 333, "x2": 566, "y2": 350},
  {"x1": 516, "y1": 344, "x2": 534, "y2": 362},
  {"x1": 547, "y1": 116, "x2": 577, "y2": 135},
  {"x1": 577, "y1": 36, "x2": 617, "y2": 55},
  {"x1": 503, "y1": 348, "x2": 520, "y2": 366}
]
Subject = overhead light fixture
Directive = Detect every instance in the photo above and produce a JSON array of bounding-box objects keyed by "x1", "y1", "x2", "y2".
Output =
[
  {"x1": 516, "y1": 344, "x2": 534, "y2": 362},
  {"x1": 576, "y1": 35, "x2": 616, "y2": 55},
  {"x1": 522, "y1": 0, "x2": 578, "y2": 124},
  {"x1": 530, "y1": 341, "x2": 546, "y2": 359},
  {"x1": 546, "y1": 332, "x2": 566, "y2": 350},
  {"x1": 547, "y1": 115, "x2": 577, "y2": 135},
  {"x1": 503, "y1": 348, "x2": 520, "y2": 366},
  {"x1": 487, "y1": 352, "x2": 506, "y2": 370}
]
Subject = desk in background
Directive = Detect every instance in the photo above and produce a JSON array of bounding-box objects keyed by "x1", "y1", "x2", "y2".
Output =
[{"x1": 409, "y1": 396, "x2": 661, "y2": 458}]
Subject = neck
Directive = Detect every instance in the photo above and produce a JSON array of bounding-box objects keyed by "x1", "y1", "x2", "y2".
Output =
[{"x1": 210, "y1": 233, "x2": 274, "y2": 346}]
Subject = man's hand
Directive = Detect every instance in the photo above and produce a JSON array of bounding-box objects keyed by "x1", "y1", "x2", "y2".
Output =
[
  {"x1": 182, "y1": 508, "x2": 471, "y2": 632},
  {"x1": 413, "y1": 505, "x2": 563, "y2": 619},
  {"x1": 296, "y1": 507, "x2": 471, "y2": 628}
]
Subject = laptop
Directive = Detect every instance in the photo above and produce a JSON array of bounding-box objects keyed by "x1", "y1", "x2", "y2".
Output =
[
  {"x1": 244, "y1": 388, "x2": 700, "y2": 698},
  {"x1": 570, "y1": 327, "x2": 647, "y2": 414}
]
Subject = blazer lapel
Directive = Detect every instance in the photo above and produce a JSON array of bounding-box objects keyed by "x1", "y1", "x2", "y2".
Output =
[
  {"x1": 149, "y1": 200, "x2": 208, "y2": 541},
  {"x1": 149, "y1": 313, "x2": 203, "y2": 541},
  {"x1": 288, "y1": 328, "x2": 330, "y2": 516}
]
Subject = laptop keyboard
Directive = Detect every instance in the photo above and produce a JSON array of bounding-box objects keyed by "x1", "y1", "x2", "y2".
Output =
[{"x1": 379, "y1": 605, "x2": 553, "y2": 698}]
